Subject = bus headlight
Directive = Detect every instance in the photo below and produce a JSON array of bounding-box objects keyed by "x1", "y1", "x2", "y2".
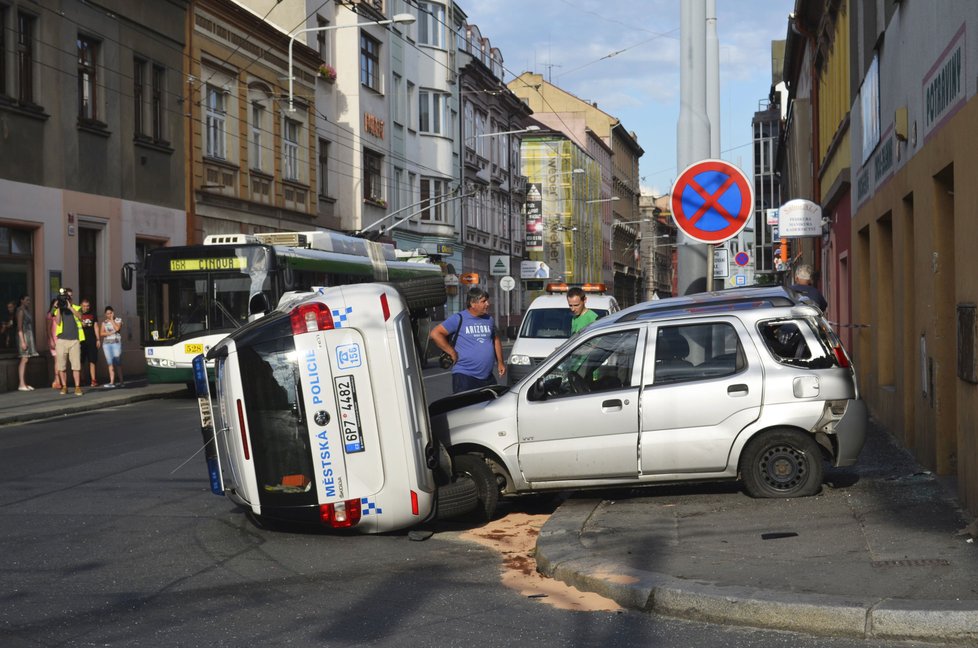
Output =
[{"x1": 509, "y1": 354, "x2": 531, "y2": 366}]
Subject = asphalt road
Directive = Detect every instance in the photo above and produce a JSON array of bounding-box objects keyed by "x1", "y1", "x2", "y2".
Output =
[{"x1": 0, "y1": 385, "x2": 944, "y2": 647}]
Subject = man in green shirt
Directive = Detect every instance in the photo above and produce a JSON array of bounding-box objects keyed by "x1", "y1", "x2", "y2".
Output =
[{"x1": 567, "y1": 286, "x2": 598, "y2": 334}]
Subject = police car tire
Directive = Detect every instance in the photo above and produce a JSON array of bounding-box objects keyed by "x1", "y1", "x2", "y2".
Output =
[
  {"x1": 452, "y1": 454, "x2": 499, "y2": 522},
  {"x1": 436, "y1": 477, "x2": 479, "y2": 520}
]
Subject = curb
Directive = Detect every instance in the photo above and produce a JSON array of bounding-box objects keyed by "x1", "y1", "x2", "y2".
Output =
[
  {"x1": 0, "y1": 387, "x2": 188, "y2": 427},
  {"x1": 535, "y1": 499, "x2": 978, "y2": 644}
]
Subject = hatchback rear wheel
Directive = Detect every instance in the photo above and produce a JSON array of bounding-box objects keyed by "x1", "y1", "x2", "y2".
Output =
[{"x1": 741, "y1": 429, "x2": 823, "y2": 498}]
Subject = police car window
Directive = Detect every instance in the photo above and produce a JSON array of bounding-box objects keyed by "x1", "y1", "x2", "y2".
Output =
[
  {"x1": 651, "y1": 323, "x2": 745, "y2": 385},
  {"x1": 536, "y1": 329, "x2": 639, "y2": 398}
]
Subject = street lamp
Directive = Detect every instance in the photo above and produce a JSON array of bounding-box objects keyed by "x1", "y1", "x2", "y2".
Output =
[
  {"x1": 287, "y1": 13, "x2": 416, "y2": 112},
  {"x1": 586, "y1": 196, "x2": 619, "y2": 204}
]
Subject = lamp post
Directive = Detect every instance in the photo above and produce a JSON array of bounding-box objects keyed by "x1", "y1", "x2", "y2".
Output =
[
  {"x1": 357, "y1": 189, "x2": 475, "y2": 237},
  {"x1": 466, "y1": 125, "x2": 541, "y2": 141},
  {"x1": 287, "y1": 13, "x2": 416, "y2": 112}
]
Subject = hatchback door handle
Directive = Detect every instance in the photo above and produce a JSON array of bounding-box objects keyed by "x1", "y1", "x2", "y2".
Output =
[
  {"x1": 602, "y1": 399, "x2": 623, "y2": 412},
  {"x1": 727, "y1": 384, "x2": 749, "y2": 396}
]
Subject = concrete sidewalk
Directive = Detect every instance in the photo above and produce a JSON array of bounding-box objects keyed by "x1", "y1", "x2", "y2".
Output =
[
  {"x1": 535, "y1": 420, "x2": 978, "y2": 643},
  {"x1": 0, "y1": 379, "x2": 189, "y2": 427}
]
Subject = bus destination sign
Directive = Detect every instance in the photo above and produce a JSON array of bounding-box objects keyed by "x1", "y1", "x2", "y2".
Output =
[{"x1": 170, "y1": 257, "x2": 246, "y2": 272}]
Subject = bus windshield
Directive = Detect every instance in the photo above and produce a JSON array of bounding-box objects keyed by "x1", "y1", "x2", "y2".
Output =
[{"x1": 142, "y1": 245, "x2": 273, "y2": 344}]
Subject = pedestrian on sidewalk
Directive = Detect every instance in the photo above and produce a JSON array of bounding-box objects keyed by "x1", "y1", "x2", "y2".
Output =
[
  {"x1": 46, "y1": 298, "x2": 61, "y2": 389},
  {"x1": 100, "y1": 306, "x2": 124, "y2": 387},
  {"x1": 430, "y1": 287, "x2": 505, "y2": 393},
  {"x1": 791, "y1": 263, "x2": 828, "y2": 312},
  {"x1": 15, "y1": 294, "x2": 38, "y2": 391},
  {"x1": 54, "y1": 288, "x2": 85, "y2": 396},
  {"x1": 78, "y1": 298, "x2": 101, "y2": 387}
]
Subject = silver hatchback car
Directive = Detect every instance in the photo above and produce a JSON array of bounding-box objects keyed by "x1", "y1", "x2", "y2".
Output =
[{"x1": 429, "y1": 286, "x2": 866, "y2": 513}]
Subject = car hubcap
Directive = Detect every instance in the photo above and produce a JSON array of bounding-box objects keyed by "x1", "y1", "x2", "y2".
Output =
[{"x1": 759, "y1": 444, "x2": 806, "y2": 491}]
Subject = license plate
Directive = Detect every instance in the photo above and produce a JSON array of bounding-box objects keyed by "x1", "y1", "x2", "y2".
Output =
[
  {"x1": 184, "y1": 343, "x2": 204, "y2": 355},
  {"x1": 334, "y1": 375, "x2": 364, "y2": 453}
]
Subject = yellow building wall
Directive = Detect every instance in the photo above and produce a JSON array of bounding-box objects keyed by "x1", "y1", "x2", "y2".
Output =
[
  {"x1": 817, "y1": 0, "x2": 850, "y2": 173},
  {"x1": 852, "y1": 95, "x2": 978, "y2": 515}
]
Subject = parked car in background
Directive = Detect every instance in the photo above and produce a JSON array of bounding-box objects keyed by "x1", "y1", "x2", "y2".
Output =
[
  {"x1": 193, "y1": 283, "x2": 493, "y2": 533},
  {"x1": 507, "y1": 283, "x2": 620, "y2": 384},
  {"x1": 430, "y1": 286, "x2": 866, "y2": 516}
]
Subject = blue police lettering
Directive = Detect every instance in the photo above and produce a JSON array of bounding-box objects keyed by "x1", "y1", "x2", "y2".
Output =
[
  {"x1": 317, "y1": 431, "x2": 336, "y2": 497},
  {"x1": 305, "y1": 350, "x2": 323, "y2": 404}
]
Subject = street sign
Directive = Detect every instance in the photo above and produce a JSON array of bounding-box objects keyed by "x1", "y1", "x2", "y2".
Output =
[
  {"x1": 670, "y1": 159, "x2": 754, "y2": 244},
  {"x1": 459, "y1": 273, "x2": 479, "y2": 285},
  {"x1": 734, "y1": 274, "x2": 748, "y2": 286},
  {"x1": 521, "y1": 260, "x2": 549, "y2": 279},
  {"x1": 489, "y1": 255, "x2": 510, "y2": 276},
  {"x1": 713, "y1": 248, "x2": 729, "y2": 278},
  {"x1": 735, "y1": 251, "x2": 750, "y2": 267},
  {"x1": 779, "y1": 199, "x2": 822, "y2": 237},
  {"x1": 499, "y1": 276, "x2": 516, "y2": 291}
]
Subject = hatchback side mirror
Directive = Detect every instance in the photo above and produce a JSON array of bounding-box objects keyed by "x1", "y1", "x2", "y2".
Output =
[{"x1": 248, "y1": 292, "x2": 270, "y2": 322}]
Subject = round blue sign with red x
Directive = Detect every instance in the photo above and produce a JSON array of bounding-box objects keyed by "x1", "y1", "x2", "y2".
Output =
[{"x1": 670, "y1": 159, "x2": 754, "y2": 244}]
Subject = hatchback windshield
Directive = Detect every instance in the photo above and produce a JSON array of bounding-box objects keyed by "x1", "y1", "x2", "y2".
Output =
[{"x1": 518, "y1": 307, "x2": 610, "y2": 339}]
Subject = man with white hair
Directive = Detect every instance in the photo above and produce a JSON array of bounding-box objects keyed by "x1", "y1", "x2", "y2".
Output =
[{"x1": 791, "y1": 263, "x2": 827, "y2": 311}]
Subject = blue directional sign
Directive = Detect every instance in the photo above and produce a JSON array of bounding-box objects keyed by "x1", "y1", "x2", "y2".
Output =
[{"x1": 671, "y1": 160, "x2": 754, "y2": 244}]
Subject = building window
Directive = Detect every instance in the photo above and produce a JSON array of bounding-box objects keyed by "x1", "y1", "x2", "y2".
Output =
[
  {"x1": 475, "y1": 111, "x2": 487, "y2": 157},
  {"x1": 318, "y1": 139, "x2": 330, "y2": 197},
  {"x1": 417, "y1": 2, "x2": 445, "y2": 48},
  {"x1": 419, "y1": 90, "x2": 451, "y2": 135},
  {"x1": 133, "y1": 58, "x2": 145, "y2": 136},
  {"x1": 152, "y1": 64, "x2": 165, "y2": 142},
  {"x1": 392, "y1": 167, "x2": 404, "y2": 214},
  {"x1": 363, "y1": 148, "x2": 383, "y2": 202},
  {"x1": 406, "y1": 81, "x2": 416, "y2": 131},
  {"x1": 77, "y1": 36, "x2": 100, "y2": 122},
  {"x1": 392, "y1": 73, "x2": 403, "y2": 124},
  {"x1": 463, "y1": 102, "x2": 474, "y2": 148},
  {"x1": 360, "y1": 32, "x2": 380, "y2": 91},
  {"x1": 283, "y1": 118, "x2": 300, "y2": 181},
  {"x1": 250, "y1": 102, "x2": 264, "y2": 170},
  {"x1": 420, "y1": 177, "x2": 448, "y2": 222},
  {"x1": 16, "y1": 12, "x2": 35, "y2": 105},
  {"x1": 205, "y1": 85, "x2": 226, "y2": 159},
  {"x1": 316, "y1": 16, "x2": 331, "y2": 63}
]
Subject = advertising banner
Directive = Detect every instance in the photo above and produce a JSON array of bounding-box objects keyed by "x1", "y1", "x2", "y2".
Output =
[{"x1": 525, "y1": 183, "x2": 543, "y2": 251}]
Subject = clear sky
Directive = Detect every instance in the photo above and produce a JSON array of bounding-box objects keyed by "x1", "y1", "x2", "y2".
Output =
[{"x1": 461, "y1": 0, "x2": 795, "y2": 197}]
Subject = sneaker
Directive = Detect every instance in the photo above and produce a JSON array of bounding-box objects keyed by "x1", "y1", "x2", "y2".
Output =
[
  {"x1": 102, "y1": 383, "x2": 113, "y2": 389},
  {"x1": 17, "y1": 386, "x2": 32, "y2": 391},
  {"x1": 60, "y1": 387, "x2": 68, "y2": 395},
  {"x1": 74, "y1": 387, "x2": 83, "y2": 396}
]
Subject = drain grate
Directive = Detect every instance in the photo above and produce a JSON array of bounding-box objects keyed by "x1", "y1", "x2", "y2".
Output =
[{"x1": 871, "y1": 559, "x2": 950, "y2": 568}]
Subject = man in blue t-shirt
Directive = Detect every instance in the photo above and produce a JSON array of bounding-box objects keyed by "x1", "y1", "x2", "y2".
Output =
[{"x1": 430, "y1": 287, "x2": 506, "y2": 393}]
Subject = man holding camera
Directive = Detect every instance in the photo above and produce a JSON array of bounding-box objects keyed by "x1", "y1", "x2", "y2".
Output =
[{"x1": 53, "y1": 288, "x2": 86, "y2": 396}]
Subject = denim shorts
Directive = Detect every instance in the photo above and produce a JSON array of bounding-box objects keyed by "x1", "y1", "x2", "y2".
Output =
[{"x1": 102, "y1": 341, "x2": 122, "y2": 366}]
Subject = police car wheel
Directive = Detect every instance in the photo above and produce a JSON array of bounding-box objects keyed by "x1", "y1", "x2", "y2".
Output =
[{"x1": 436, "y1": 477, "x2": 479, "y2": 520}]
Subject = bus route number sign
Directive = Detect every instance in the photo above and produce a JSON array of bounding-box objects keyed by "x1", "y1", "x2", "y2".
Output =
[{"x1": 170, "y1": 257, "x2": 246, "y2": 272}]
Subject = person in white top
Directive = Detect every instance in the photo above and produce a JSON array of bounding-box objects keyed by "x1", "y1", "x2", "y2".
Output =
[{"x1": 100, "y1": 306, "x2": 124, "y2": 387}]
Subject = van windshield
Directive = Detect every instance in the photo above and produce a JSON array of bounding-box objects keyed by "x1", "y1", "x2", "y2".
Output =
[
  {"x1": 236, "y1": 333, "x2": 318, "y2": 507},
  {"x1": 518, "y1": 308, "x2": 610, "y2": 339}
]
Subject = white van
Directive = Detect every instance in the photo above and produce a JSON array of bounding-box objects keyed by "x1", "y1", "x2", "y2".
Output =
[
  {"x1": 507, "y1": 283, "x2": 620, "y2": 384},
  {"x1": 193, "y1": 284, "x2": 494, "y2": 533}
]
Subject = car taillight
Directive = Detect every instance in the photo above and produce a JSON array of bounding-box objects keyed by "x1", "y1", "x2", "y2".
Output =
[
  {"x1": 832, "y1": 345, "x2": 850, "y2": 368},
  {"x1": 320, "y1": 499, "x2": 362, "y2": 528},
  {"x1": 410, "y1": 490, "x2": 419, "y2": 515},
  {"x1": 290, "y1": 302, "x2": 334, "y2": 334},
  {"x1": 380, "y1": 292, "x2": 391, "y2": 321},
  {"x1": 236, "y1": 398, "x2": 250, "y2": 461}
]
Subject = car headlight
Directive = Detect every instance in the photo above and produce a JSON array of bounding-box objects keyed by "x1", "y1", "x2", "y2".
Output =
[{"x1": 509, "y1": 354, "x2": 531, "y2": 366}]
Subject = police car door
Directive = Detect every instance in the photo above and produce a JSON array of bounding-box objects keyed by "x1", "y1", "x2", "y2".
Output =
[{"x1": 516, "y1": 327, "x2": 645, "y2": 482}]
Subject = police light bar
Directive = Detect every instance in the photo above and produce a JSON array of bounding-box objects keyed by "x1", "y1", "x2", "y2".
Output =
[{"x1": 545, "y1": 282, "x2": 607, "y2": 294}]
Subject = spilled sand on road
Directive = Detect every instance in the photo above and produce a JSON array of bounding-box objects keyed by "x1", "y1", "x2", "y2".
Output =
[{"x1": 460, "y1": 512, "x2": 622, "y2": 612}]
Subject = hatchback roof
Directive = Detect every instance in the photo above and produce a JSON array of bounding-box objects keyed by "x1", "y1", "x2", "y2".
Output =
[{"x1": 591, "y1": 286, "x2": 811, "y2": 330}]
